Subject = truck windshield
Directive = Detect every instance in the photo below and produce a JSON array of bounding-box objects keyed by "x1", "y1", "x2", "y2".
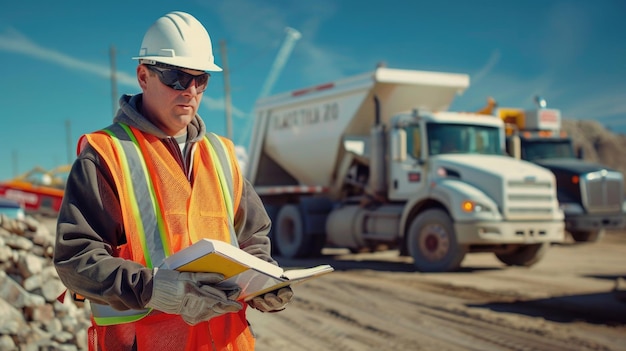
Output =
[
  {"x1": 520, "y1": 139, "x2": 576, "y2": 161},
  {"x1": 426, "y1": 123, "x2": 502, "y2": 156}
]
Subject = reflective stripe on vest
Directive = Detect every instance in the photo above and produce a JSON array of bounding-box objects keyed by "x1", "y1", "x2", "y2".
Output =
[
  {"x1": 204, "y1": 132, "x2": 238, "y2": 245},
  {"x1": 89, "y1": 123, "x2": 238, "y2": 326}
]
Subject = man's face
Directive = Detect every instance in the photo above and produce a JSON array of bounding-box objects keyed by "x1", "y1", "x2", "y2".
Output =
[{"x1": 138, "y1": 64, "x2": 208, "y2": 136}]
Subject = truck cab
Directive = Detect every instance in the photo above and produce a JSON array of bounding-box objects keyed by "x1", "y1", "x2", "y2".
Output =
[
  {"x1": 381, "y1": 110, "x2": 564, "y2": 270},
  {"x1": 494, "y1": 103, "x2": 626, "y2": 242},
  {"x1": 389, "y1": 112, "x2": 505, "y2": 201}
]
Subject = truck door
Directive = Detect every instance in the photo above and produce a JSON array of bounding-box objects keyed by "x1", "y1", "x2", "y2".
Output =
[{"x1": 388, "y1": 124, "x2": 427, "y2": 200}]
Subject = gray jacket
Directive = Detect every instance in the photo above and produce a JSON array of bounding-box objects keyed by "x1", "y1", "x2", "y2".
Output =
[{"x1": 53, "y1": 94, "x2": 274, "y2": 311}]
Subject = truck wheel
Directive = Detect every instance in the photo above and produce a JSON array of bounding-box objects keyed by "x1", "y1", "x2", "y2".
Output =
[
  {"x1": 495, "y1": 243, "x2": 548, "y2": 266},
  {"x1": 275, "y1": 204, "x2": 308, "y2": 258},
  {"x1": 407, "y1": 209, "x2": 467, "y2": 272},
  {"x1": 570, "y1": 230, "x2": 605, "y2": 243}
]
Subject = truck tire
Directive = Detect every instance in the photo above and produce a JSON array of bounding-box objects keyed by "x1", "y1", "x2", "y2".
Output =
[
  {"x1": 275, "y1": 204, "x2": 309, "y2": 259},
  {"x1": 569, "y1": 230, "x2": 605, "y2": 243},
  {"x1": 495, "y1": 243, "x2": 548, "y2": 266},
  {"x1": 406, "y1": 209, "x2": 467, "y2": 272}
]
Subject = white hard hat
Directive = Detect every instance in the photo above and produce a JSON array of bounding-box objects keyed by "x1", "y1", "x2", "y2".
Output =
[{"x1": 132, "y1": 11, "x2": 222, "y2": 72}]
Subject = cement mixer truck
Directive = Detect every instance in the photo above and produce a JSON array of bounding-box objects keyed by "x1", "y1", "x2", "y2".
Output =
[{"x1": 245, "y1": 67, "x2": 565, "y2": 272}]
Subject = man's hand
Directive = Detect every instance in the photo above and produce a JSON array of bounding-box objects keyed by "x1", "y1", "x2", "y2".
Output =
[
  {"x1": 146, "y1": 268, "x2": 242, "y2": 325},
  {"x1": 248, "y1": 286, "x2": 293, "y2": 312}
]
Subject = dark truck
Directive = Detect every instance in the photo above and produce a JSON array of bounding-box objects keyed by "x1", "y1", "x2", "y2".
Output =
[{"x1": 492, "y1": 100, "x2": 625, "y2": 242}]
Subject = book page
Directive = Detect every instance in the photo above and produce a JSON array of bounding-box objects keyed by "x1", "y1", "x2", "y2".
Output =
[
  {"x1": 283, "y1": 265, "x2": 334, "y2": 282},
  {"x1": 218, "y1": 268, "x2": 288, "y2": 301}
]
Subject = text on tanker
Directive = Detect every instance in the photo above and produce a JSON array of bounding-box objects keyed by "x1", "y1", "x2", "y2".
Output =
[{"x1": 273, "y1": 103, "x2": 339, "y2": 130}]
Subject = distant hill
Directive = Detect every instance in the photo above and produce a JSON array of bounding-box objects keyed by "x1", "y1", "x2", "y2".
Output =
[{"x1": 562, "y1": 119, "x2": 626, "y2": 181}]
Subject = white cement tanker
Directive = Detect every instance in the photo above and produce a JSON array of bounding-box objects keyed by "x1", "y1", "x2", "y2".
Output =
[{"x1": 245, "y1": 67, "x2": 565, "y2": 272}]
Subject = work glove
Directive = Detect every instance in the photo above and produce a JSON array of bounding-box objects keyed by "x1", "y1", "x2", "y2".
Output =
[
  {"x1": 146, "y1": 268, "x2": 243, "y2": 325},
  {"x1": 248, "y1": 286, "x2": 293, "y2": 313}
]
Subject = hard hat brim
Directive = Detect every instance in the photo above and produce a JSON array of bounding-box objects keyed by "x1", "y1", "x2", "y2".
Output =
[{"x1": 132, "y1": 56, "x2": 223, "y2": 73}]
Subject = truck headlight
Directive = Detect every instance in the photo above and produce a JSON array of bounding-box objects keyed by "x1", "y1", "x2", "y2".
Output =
[
  {"x1": 560, "y1": 202, "x2": 584, "y2": 215},
  {"x1": 461, "y1": 200, "x2": 492, "y2": 213},
  {"x1": 436, "y1": 167, "x2": 460, "y2": 179}
]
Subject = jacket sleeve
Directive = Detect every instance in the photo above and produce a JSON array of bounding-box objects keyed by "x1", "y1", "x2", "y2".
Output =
[
  {"x1": 53, "y1": 145, "x2": 154, "y2": 310},
  {"x1": 234, "y1": 178, "x2": 277, "y2": 266}
]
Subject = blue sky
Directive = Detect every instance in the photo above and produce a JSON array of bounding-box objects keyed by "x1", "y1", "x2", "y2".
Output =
[{"x1": 1, "y1": 0, "x2": 624, "y2": 181}]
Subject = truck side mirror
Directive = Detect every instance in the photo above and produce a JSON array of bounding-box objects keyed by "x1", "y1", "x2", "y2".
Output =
[
  {"x1": 391, "y1": 129, "x2": 407, "y2": 162},
  {"x1": 577, "y1": 146, "x2": 584, "y2": 159},
  {"x1": 508, "y1": 135, "x2": 521, "y2": 159}
]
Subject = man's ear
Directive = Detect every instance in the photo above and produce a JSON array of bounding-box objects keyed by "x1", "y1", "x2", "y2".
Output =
[{"x1": 137, "y1": 65, "x2": 149, "y2": 89}]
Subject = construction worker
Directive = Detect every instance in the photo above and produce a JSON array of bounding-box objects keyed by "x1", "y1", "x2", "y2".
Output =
[{"x1": 53, "y1": 11, "x2": 292, "y2": 351}]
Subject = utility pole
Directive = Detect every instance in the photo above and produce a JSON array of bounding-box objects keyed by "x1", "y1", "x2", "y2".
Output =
[
  {"x1": 110, "y1": 45, "x2": 119, "y2": 116},
  {"x1": 65, "y1": 120, "x2": 72, "y2": 164},
  {"x1": 220, "y1": 40, "x2": 233, "y2": 140}
]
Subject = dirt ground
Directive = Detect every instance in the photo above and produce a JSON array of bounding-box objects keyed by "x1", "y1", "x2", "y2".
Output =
[
  {"x1": 40, "y1": 216, "x2": 626, "y2": 350},
  {"x1": 247, "y1": 230, "x2": 626, "y2": 351}
]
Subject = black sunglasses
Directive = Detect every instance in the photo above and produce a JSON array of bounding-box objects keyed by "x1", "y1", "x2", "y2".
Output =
[{"x1": 145, "y1": 65, "x2": 210, "y2": 93}]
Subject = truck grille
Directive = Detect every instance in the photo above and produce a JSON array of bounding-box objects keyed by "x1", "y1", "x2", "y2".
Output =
[
  {"x1": 580, "y1": 170, "x2": 623, "y2": 213},
  {"x1": 505, "y1": 180, "x2": 555, "y2": 220}
]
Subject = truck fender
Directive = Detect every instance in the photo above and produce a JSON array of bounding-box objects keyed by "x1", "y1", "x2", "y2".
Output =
[
  {"x1": 399, "y1": 187, "x2": 451, "y2": 239},
  {"x1": 399, "y1": 179, "x2": 500, "y2": 237}
]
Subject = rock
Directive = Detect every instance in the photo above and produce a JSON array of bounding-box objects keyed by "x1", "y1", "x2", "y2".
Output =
[
  {"x1": 4, "y1": 234, "x2": 33, "y2": 251},
  {"x1": 0, "y1": 299, "x2": 26, "y2": 334},
  {"x1": 0, "y1": 335, "x2": 17, "y2": 351},
  {"x1": 17, "y1": 252, "x2": 44, "y2": 278},
  {"x1": 0, "y1": 245, "x2": 12, "y2": 263},
  {"x1": 41, "y1": 277, "x2": 67, "y2": 303},
  {"x1": 0, "y1": 271, "x2": 32, "y2": 308},
  {"x1": 25, "y1": 304, "x2": 55, "y2": 324}
]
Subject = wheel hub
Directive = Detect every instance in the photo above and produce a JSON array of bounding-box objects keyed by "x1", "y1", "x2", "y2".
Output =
[{"x1": 420, "y1": 224, "x2": 450, "y2": 260}]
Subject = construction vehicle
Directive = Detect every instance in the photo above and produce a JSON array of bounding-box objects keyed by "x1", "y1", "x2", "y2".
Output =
[
  {"x1": 0, "y1": 165, "x2": 70, "y2": 216},
  {"x1": 0, "y1": 196, "x2": 25, "y2": 220},
  {"x1": 485, "y1": 97, "x2": 626, "y2": 242},
  {"x1": 245, "y1": 67, "x2": 565, "y2": 272}
]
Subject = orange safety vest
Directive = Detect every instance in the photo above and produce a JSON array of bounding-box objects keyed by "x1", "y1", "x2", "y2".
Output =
[{"x1": 80, "y1": 123, "x2": 254, "y2": 351}]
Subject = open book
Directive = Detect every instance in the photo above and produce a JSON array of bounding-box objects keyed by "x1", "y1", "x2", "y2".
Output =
[{"x1": 162, "y1": 238, "x2": 334, "y2": 301}]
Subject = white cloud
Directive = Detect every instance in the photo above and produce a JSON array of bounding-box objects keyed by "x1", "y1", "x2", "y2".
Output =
[
  {"x1": 456, "y1": 71, "x2": 557, "y2": 112},
  {"x1": 561, "y1": 93, "x2": 626, "y2": 123},
  {"x1": 0, "y1": 27, "x2": 137, "y2": 87},
  {"x1": 202, "y1": 96, "x2": 247, "y2": 118},
  {"x1": 471, "y1": 50, "x2": 500, "y2": 86},
  {"x1": 211, "y1": 0, "x2": 351, "y2": 85},
  {"x1": 0, "y1": 27, "x2": 237, "y2": 115}
]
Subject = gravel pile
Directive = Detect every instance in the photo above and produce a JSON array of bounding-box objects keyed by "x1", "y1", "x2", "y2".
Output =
[
  {"x1": 0, "y1": 214, "x2": 90, "y2": 351},
  {"x1": 563, "y1": 119, "x2": 626, "y2": 184}
]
